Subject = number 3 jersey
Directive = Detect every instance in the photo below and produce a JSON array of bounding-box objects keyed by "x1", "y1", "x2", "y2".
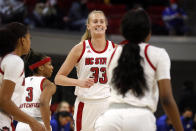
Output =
[
  {"x1": 75, "y1": 39, "x2": 115, "y2": 99},
  {"x1": 19, "y1": 76, "x2": 46, "y2": 118}
]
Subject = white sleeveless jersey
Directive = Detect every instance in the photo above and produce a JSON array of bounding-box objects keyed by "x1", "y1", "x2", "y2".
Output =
[
  {"x1": 75, "y1": 40, "x2": 115, "y2": 99},
  {"x1": 19, "y1": 76, "x2": 46, "y2": 117},
  {"x1": 108, "y1": 43, "x2": 171, "y2": 112},
  {"x1": 0, "y1": 54, "x2": 25, "y2": 128}
]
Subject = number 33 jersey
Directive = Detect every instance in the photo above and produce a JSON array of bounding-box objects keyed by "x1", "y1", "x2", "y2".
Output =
[
  {"x1": 75, "y1": 39, "x2": 115, "y2": 99},
  {"x1": 19, "y1": 76, "x2": 46, "y2": 117}
]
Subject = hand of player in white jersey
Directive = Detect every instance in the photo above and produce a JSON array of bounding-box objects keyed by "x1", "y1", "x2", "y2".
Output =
[
  {"x1": 29, "y1": 121, "x2": 46, "y2": 131},
  {"x1": 78, "y1": 78, "x2": 94, "y2": 88}
]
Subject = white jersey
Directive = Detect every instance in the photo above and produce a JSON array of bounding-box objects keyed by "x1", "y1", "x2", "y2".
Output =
[
  {"x1": 108, "y1": 43, "x2": 171, "y2": 112},
  {"x1": 75, "y1": 40, "x2": 115, "y2": 99},
  {"x1": 0, "y1": 53, "x2": 25, "y2": 129},
  {"x1": 19, "y1": 76, "x2": 46, "y2": 118}
]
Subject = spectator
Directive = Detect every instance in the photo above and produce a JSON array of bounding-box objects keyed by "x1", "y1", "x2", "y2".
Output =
[
  {"x1": 51, "y1": 101, "x2": 73, "y2": 131},
  {"x1": 63, "y1": 0, "x2": 88, "y2": 31},
  {"x1": 156, "y1": 115, "x2": 174, "y2": 131},
  {"x1": 162, "y1": 0, "x2": 188, "y2": 35},
  {"x1": 181, "y1": 108, "x2": 194, "y2": 131},
  {"x1": 0, "y1": 0, "x2": 26, "y2": 24},
  {"x1": 51, "y1": 111, "x2": 73, "y2": 131}
]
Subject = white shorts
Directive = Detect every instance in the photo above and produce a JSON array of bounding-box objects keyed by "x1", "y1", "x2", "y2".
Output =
[
  {"x1": 73, "y1": 97, "x2": 110, "y2": 131},
  {"x1": 94, "y1": 103, "x2": 156, "y2": 131},
  {"x1": 0, "y1": 112, "x2": 12, "y2": 131}
]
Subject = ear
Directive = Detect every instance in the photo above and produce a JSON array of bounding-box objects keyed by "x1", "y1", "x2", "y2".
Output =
[{"x1": 38, "y1": 65, "x2": 44, "y2": 71}]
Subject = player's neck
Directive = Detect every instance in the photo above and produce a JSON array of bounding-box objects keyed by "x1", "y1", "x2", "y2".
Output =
[{"x1": 91, "y1": 37, "x2": 106, "y2": 50}]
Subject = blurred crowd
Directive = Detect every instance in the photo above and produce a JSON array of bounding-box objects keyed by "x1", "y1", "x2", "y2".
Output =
[{"x1": 0, "y1": 0, "x2": 193, "y2": 35}]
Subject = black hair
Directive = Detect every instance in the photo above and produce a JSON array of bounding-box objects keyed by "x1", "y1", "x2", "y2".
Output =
[
  {"x1": 0, "y1": 22, "x2": 28, "y2": 57},
  {"x1": 56, "y1": 111, "x2": 73, "y2": 127},
  {"x1": 5, "y1": 22, "x2": 28, "y2": 39},
  {"x1": 24, "y1": 49, "x2": 46, "y2": 76},
  {"x1": 57, "y1": 111, "x2": 72, "y2": 118},
  {"x1": 0, "y1": 28, "x2": 18, "y2": 56},
  {"x1": 112, "y1": 9, "x2": 151, "y2": 97}
]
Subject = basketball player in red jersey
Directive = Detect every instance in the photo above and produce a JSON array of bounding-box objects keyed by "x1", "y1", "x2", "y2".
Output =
[{"x1": 55, "y1": 10, "x2": 116, "y2": 131}]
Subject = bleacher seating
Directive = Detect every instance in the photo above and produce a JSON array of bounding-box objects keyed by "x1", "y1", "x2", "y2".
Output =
[{"x1": 146, "y1": 5, "x2": 168, "y2": 35}]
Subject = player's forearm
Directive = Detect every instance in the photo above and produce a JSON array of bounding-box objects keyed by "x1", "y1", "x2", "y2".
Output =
[
  {"x1": 54, "y1": 74, "x2": 78, "y2": 87},
  {"x1": 0, "y1": 99, "x2": 35, "y2": 125},
  {"x1": 161, "y1": 97, "x2": 184, "y2": 131},
  {"x1": 40, "y1": 102, "x2": 51, "y2": 130}
]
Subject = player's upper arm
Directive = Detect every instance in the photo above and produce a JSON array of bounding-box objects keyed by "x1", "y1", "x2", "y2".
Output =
[
  {"x1": 156, "y1": 49, "x2": 171, "y2": 81},
  {"x1": 2, "y1": 56, "x2": 24, "y2": 83},
  {"x1": 40, "y1": 79, "x2": 56, "y2": 103},
  {"x1": 57, "y1": 42, "x2": 84, "y2": 76}
]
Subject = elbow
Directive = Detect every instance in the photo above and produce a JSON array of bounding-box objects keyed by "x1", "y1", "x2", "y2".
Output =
[
  {"x1": 54, "y1": 75, "x2": 60, "y2": 85},
  {"x1": 160, "y1": 96, "x2": 174, "y2": 107}
]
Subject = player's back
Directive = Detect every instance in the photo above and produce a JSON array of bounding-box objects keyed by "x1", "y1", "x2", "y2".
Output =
[{"x1": 19, "y1": 76, "x2": 46, "y2": 117}]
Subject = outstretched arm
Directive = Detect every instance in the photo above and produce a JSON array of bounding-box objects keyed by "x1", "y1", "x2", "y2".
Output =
[
  {"x1": 40, "y1": 79, "x2": 56, "y2": 131},
  {"x1": 158, "y1": 79, "x2": 183, "y2": 131}
]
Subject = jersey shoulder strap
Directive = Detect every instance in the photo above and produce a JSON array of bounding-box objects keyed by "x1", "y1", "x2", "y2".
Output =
[{"x1": 144, "y1": 44, "x2": 156, "y2": 71}]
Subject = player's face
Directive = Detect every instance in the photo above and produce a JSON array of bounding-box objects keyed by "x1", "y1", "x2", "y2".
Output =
[
  {"x1": 87, "y1": 13, "x2": 107, "y2": 36},
  {"x1": 43, "y1": 60, "x2": 53, "y2": 78},
  {"x1": 22, "y1": 32, "x2": 31, "y2": 55}
]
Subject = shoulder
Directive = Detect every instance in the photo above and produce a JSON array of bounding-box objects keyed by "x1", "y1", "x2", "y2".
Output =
[
  {"x1": 2, "y1": 54, "x2": 23, "y2": 65},
  {"x1": 1, "y1": 54, "x2": 24, "y2": 71},
  {"x1": 42, "y1": 78, "x2": 56, "y2": 90},
  {"x1": 141, "y1": 43, "x2": 168, "y2": 56},
  {"x1": 70, "y1": 41, "x2": 84, "y2": 54}
]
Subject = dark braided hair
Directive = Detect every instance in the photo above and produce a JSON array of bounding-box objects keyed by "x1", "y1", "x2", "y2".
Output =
[{"x1": 112, "y1": 9, "x2": 151, "y2": 97}]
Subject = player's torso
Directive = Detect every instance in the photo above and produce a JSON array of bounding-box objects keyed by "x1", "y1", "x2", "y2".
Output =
[{"x1": 75, "y1": 40, "x2": 115, "y2": 99}]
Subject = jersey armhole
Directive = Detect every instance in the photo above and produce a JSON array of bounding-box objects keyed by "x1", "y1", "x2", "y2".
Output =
[
  {"x1": 77, "y1": 41, "x2": 86, "y2": 63},
  {"x1": 40, "y1": 78, "x2": 47, "y2": 91},
  {"x1": 108, "y1": 46, "x2": 118, "y2": 67},
  {"x1": 112, "y1": 41, "x2": 115, "y2": 48},
  {"x1": 144, "y1": 44, "x2": 156, "y2": 71},
  {"x1": 0, "y1": 68, "x2": 4, "y2": 74}
]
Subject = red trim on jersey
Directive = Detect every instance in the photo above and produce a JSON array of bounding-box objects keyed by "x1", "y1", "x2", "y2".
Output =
[
  {"x1": 119, "y1": 40, "x2": 128, "y2": 45},
  {"x1": 77, "y1": 41, "x2": 86, "y2": 63},
  {"x1": 0, "y1": 68, "x2": 4, "y2": 74},
  {"x1": 20, "y1": 70, "x2": 24, "y2": 77},
  {"x1": 144, "y1": 44, "x2": 156, "y2": 71},
  {"x1": 22, "y1": 78, "x2": 25, "y2": 86},
  {"x1": 40, "y1": 78, "x2": 47, "y2": 91},
  {"x1": 108, "y1": 46, "x2": 118, "y2": 67},
  {"x1": 88, "y1": 39, "x2": 108, "y2": 53},
  {"x1": 112, "y1": 41, "x2": 115, "y2": 48},
  {"x1": 76, "y1": 102, "x2": 84, "y2": 131},
  {"x1": 11, "y1": 121, "x2": 15, "y2": 131},
  {"x1": 29, "y1": 57, "x2": 51, "y2": 70}
]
